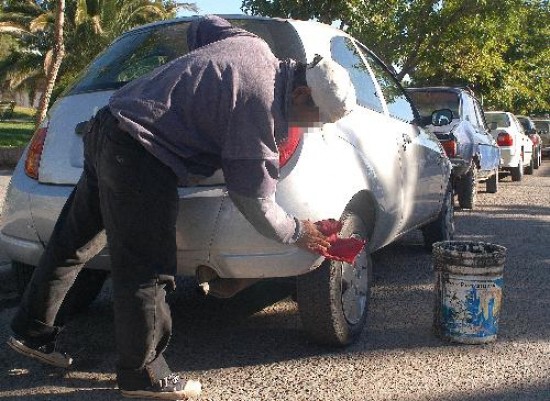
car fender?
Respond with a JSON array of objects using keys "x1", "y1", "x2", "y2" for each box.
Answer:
[
  {"x1": 277, "y1": 122, "x2": 396, "y2": 252},
  {"x1": 0, "y1": 152, "x2": 45, "y2": 266},
  {"x1": 207, "y1": 124, "x2": 389, "y2": 279}
]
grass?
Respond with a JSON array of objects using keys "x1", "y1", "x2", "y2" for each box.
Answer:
[{"x1": 0, "y1": 106, "x2": 36, "y2": 147}]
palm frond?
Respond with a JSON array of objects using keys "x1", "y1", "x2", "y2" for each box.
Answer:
[
  {"x1": 29, "y1": 13, "x2": 54, "y2": 33},
  {"x1": 74, "y1": 0, "x2": 89, "y2": 26},
  {"x1": 0, "y1": 22, "x2": 32, "y2": 37}
]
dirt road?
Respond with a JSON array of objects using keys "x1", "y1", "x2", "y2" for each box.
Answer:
[{"x1": 0, "y1": 164, "x2": 549, "y2": 401}]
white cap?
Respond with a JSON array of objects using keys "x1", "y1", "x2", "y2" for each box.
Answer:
[{"x1": 306, "y1": 57, "x2": 357, "y2": 123}]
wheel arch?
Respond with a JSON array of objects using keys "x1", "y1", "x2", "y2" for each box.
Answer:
[{"x1": 343, "y1": 190, "x2": 377, "y2": 243}]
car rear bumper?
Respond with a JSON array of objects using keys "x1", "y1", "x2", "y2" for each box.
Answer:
[
  {"x1": 497, "y1": 147, "x2": 521, "y2": 168},
  {"x1": 0, "y1": 164, "x2": 322, "y2": 279}
]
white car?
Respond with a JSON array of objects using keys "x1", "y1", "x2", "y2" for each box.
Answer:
[
  {"x1": 485, "y1": 111, "x2": 534, "y2": 181},
  {"x1": 0, "y1": 15, "x2": 452, "y2": 346}
]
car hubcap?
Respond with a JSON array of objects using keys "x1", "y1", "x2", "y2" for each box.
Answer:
[{"x1": 340, "y1": 237, "x2": 369, "y2": 325}]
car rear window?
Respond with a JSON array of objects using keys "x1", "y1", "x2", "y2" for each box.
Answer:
[
  {"x1": 485, "y1": 113, "x2": 510, "y2": 128},
  {"x1": 65, "y1": 18, "x2": 305, "y2": 95},
  {"x1": 407, "y1": 90, "x2": 460, "y2": 122},
  {"x1": 534, "y1": 121, "x2": 550, "y2": 131}
]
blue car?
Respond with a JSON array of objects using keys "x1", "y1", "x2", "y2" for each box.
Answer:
[{"x1": 406, "y1": 87, "x2": 501, "y2": 209}]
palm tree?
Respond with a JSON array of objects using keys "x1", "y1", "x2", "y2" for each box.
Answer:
[
  {"x1": 0, "y1": 1, "x2": 53, "y2": 108},
  {"x1": 0, "y1": 0, "x2": 199, "y2": 122},
  {"x1": 36, "y1": 0, "x2": 65, "y2": 125}
]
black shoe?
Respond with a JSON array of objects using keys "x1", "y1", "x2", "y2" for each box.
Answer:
[
  {"x1": 120, "y1": 373, "x2": 201, "y2": 400},
  {"x1": 7, "y1": 336, "x2": 73, "y2": 368}
]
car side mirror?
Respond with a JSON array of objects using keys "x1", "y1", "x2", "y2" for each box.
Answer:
[{"x1": 431, "y1": 109, "x2": 453, "y2": 126}]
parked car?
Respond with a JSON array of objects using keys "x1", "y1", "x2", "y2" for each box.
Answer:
[
  {"x1": 485, "y1": 111, "x2": 534, "y2": 181},
  {"x1": 0, "y1": 15, "x2": 453, "y2": 346},
  {"x1": 516, "y1": 115, "x2": 542, "y2": 168},
  {"x1": 406, "y1": 87, "x2": 500, "y2": 209},
  {"x1": 532, "y1": 117, "x2": 550, "y2": 158}
]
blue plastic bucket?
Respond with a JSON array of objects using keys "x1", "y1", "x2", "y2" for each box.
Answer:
[{"x1": 433, "y1": 241, "x2": 506, "y2": 344}]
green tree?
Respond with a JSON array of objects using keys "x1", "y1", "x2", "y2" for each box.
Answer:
[
  {"x1": 481, "y1": 1, "x2": 550, "y2": 114},
  {"x1": 0, "y1": 1, "x2": 198, "y2": 112},
  {"x1": 242, "y1": 0, "x2": 549, "y2": 114},
  {"x1": 0, "y1": 0, "x2": 52, "y2": 104}
]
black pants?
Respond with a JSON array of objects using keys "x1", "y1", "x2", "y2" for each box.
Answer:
[{"x1": 11, "y1": 107, "x2": 179, "y2": 390}]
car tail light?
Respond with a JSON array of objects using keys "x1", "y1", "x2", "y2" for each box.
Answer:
[
  {"x1": 497, "y1": 132, "x2": 514, "y2": 146},
  {"x1": 24, "y1": 124, "x2": 48, "y2": 179},
  {"x1": 278, "y1": 126, "x2": 302, "y2": 168},
  {"x1": 529, "y1": 135, "x2": 539, "y2": 145},
  {"x1": 441, "y1": 139, "x2": 457, "y2": 158}
]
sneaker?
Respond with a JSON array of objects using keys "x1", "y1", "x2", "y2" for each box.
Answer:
[
  {"x1": 121, "y1": 373, "x2": 202, "y2": 400},
  {"x1": 7, "y1": 336, "x2": 73, "y2": 368}
]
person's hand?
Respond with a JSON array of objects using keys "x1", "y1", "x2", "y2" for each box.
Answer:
[{"x1": 296, "y1": 220, "x2": 331, "y2": 254}]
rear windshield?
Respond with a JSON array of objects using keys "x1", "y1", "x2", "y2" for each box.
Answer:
[
  {"x1": 485, "y1": 113, "x2": 510, "y2": 128},
  {"x1": 534, "y1": 121, "x2": 550, "y2": 131},
  {"x1": 517, "y1": 117, "x2": 534, "y2": 131},
  {"x1": 66, "y1": 18, "x2": 304, "y2": 95},
  {"x1": 407, "y1": 90, "x2": 460, "y2": 121}
]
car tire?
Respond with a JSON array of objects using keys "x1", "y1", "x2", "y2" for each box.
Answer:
[
  {"x1": 457, "y1": 165, "x2": 477, "y2": 209},
  {"x1": 511, "y1": 160, "x2": 523, "y2": 181},
  {"x1": 296, "y1": 211, "x2": 371, "y2": 347},
  {"x1": 525, "y1": 155, "x2": 534, "y2": 175},
  {"x1": 486, "y1": 169, "x2": 498, "y2": 193},
  {"x1": 421, "y1": 182, "x2": 455, "y2": 251},
  {"x1": 13, "y1": 261, "x2": 109, "y2": 324}
]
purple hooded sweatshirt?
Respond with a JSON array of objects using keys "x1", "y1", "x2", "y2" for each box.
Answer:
[{"x1": 108, "y1": 16, "x2": 302, "y2": 244}]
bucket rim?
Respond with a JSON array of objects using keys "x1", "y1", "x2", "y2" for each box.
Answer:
[{"x1": 432, "y1": 240, "x2": 507, "y2": 256}]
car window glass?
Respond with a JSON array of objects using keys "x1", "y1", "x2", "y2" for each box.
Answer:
[
  {"x1": 357, "y1": 45, "x2": 415, "y2": 123},
  {"x1": 406, "y1": 90, "x2": 459, "y2": 124},
  {"x1": 473, "y1": 99, "x2": 488, "y2": 130},
  {"x1": 67, "y1": 23, "x2": 191, "y2": 94},
  {"x1": 66, "y1": 19, "x2": 305, "y2": 96},
  {"x1": 512, "y1": 115, "x2": 526, "y2": 134},
  {"x1": 330, "y1": 36, "x2": 384, "y2": 113},
  {"x1": 533, "y1": 121, "x2": 549, "y2": 132},
  {"x1": 461, "y1": 95, "x2": 477, "y2": 124},
  {"x1": 485, "y1": 113, "x2": 510, "y2": 128}
]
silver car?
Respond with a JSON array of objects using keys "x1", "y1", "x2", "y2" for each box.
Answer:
[{"x1": 0, "y1": 15, "x2": 453, "y2": 346}]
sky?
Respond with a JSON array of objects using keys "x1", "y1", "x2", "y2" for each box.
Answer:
[{"x1": 178, "y1": 0, "x2": 245, "y2": 16}]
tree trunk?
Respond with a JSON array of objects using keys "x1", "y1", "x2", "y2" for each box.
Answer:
[{"x1": 35, "y1": 0, "x2": 65, "y2": 128}]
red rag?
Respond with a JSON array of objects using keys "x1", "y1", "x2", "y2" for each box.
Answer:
[{"x1": 314, "y1": 219, "x2": 366, "y2": 264}]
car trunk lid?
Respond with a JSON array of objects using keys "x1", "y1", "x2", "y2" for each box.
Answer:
[{"x1": 36, "y1": 91, "x2": 114, "y2": 185}]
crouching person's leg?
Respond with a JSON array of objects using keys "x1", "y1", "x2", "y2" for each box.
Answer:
[
  {"x1": 98, "y1": 119, "x2": 200, "y2": 399},
  {"x1": 9, "y1": 169, "x2": 105, "y2": 368}
]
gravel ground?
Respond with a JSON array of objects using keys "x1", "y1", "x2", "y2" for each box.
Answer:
[{"x1": 0, "y1": 164, "x2": 549, "y2": 401}]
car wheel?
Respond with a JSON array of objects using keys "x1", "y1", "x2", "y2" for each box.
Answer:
[
  {"x1": 486, "y1": 169, "x2": 498, "y2": 193},
  {"x1": 13, "y1": 261, "x2": 109, "y2": 325},
  {"x1": 296, "y1": 211, "x2": 371, "y2": 346},
  {"x1": 525, "y1": 155, "x2": 534, "y2": 175},
  {"x1": 421, "y1": 182, "x2": 455, "y2": 251},
  {"x1": 511, "y1": 159, "x2": 523, "y2": 181},
  {"x1": 457, "y1": 165, "x2": 477, "y2": 209}
]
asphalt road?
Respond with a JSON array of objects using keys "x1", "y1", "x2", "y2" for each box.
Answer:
[{"x1": 0, "y1": 164, "x2": 549, "y2": 401}]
